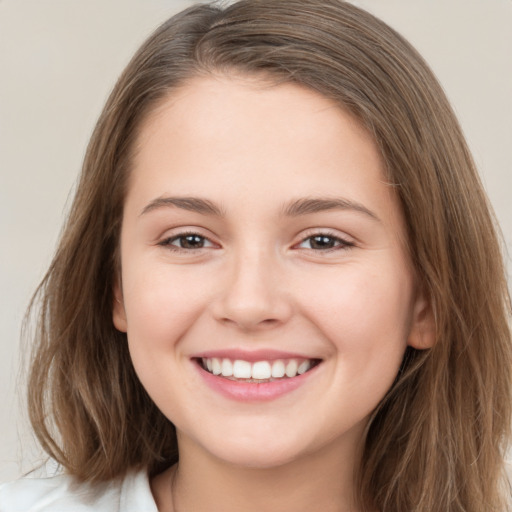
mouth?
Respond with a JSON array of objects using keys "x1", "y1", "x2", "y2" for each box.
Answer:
[{"x1": 195, "y1": 357, "x2": 322, "y2": 383}]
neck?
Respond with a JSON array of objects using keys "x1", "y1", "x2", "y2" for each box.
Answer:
[{"x1": 151, "y1": 430, "x2": 364, "y2": 512}]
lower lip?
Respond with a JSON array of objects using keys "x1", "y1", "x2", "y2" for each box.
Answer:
[{"x1": 195, "y1": 362, "x2": 320, "y2": 402}]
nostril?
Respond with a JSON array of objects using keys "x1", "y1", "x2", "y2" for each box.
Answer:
[
  {"x1": 218, "y1": 315, "x2": 281, "y2": 330},
  {"x1": 211, "y1": 276, "x2": 294, "y2": 329}
]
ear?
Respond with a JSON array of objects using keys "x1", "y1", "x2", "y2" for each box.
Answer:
[
  {"x1": 407, "y1": 288, "x2": 436, "y2": 350},
  {"x1": 112, "y1": 279, "x2": 127, "y2": 333}
]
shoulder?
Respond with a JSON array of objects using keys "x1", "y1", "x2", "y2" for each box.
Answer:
[{"x1": 0, "y1": 468, "x2": 158, "y2": 512}]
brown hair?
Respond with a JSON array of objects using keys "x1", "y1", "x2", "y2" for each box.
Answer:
[{"x1": 27, "y1": 1, "x2": 511, "y2": 510}]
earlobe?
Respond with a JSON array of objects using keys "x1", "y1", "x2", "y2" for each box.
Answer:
[
  {"x1": 407, "y1": 290, "x2": 436, "y2": 350},
  {"x1": 112, "y1": 282, "x2": 128, "y2": 333}
]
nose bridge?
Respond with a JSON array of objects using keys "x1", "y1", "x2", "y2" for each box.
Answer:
[{"x1": 215, "y1": 243, "x2": 291, "y2": 329}]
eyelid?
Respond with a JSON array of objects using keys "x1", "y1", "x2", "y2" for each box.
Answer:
[
  {"x1": 157, "y1": 228, "x2": 220, "y2": 251},
  {"x1": 155, "y1": 227, "x2": 355, "y2": 253},
  {"x1": 292, "y1": 229, "x2": 356, "y2": 252}
]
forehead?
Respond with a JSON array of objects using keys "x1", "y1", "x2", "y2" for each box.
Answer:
[
  {"x1": 127, "y1": 74, "x2": 402, "y2": 231},
  {"x1": 134, "y1": 73, "x2": 372, "y2": 161}
]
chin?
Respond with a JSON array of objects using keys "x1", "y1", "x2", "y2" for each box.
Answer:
[
  {"x1": 200, "y1": 428, "x2": 315, "y2": 470},
  {"x1": 216, "y1": 446, "x2": 301, "y2": 470}
]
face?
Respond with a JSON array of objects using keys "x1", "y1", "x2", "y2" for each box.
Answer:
[{"x1": 114, "y1": 75, "x2": 433, "y2": 469}]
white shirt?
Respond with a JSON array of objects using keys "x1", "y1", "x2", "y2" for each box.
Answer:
[{"x1": 0, "y1": 469, "x2": 158, "y2": 512}]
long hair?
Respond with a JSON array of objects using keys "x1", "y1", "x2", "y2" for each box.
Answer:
[{"x1": 27, "y1": 1, "x2": 511, "y2": 510}]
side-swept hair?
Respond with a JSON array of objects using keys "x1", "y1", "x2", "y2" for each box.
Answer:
[{"x1": 27, "y1": 1, "x2": 511, "y2": 510}]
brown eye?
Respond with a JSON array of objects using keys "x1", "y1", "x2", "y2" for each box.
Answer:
[
  {"x1": 176, "y1": 234, "x2": 206, "y2": 249},
  {"x1": 298, "y1": 234, "x2": 353, "y2": 251},
  {"x1": 309, "y1": 235, "x2": 337, "y2": 249},
  {"x1": 160, "y1": 233, "x2": 215, "y2": 250}
]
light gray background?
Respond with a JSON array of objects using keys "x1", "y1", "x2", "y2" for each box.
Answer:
[{"x1": 1, "y1": 0, "x2": 511, "y2": 480}]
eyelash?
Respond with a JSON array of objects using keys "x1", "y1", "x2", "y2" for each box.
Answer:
[
  {"x1": 158, "y1": 230, "x2": 354, "y2": 254},
  {"x1": 158, "y1": 231, "x2": 216, "y2": 252},
  {"x1": 296, "y1": 231, "x2": 355, "y2": 253}
]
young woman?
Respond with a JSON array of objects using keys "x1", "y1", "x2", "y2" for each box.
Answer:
[{"x1": 1, "y1": 1, "x2": 510, "y2": 511}]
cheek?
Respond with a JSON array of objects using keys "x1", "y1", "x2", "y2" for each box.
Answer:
[
  {"x1": 121, "y1": 262, "x2": 211, "y2": 358},
  {"x1": 298, "y1": 266, "x2": 413, "y2": 429},
  {"x1": 307, "y1": 261, "x2": 411, "y2": 319},
  {"x1": 298, "y1": 260, "x2": 413, "y2": 376},
  {"x1": 120, "y1": 264, "x2": 213, "y2": 419}
]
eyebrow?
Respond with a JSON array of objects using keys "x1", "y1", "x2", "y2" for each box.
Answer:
[
  {"x1": 282, "y1": 197, "x2": 380, "y2": 221},
  {"x1": 140, "y1": 196, "x2": 225, "y2": 217},
  {"x1": 140, "y1": 195, "x2": 379, "y2": 222}
]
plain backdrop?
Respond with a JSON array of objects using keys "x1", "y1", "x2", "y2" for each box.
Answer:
[{"x1": 1, "y1": 0, "x2": 511, "y2": 481}]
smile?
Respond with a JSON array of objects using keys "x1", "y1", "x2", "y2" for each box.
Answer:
[
  {"x1": 199, "y1": 357, "x2": 320, "y2": 382},
  {"x1": 193, "y1": 353, "x2": 322, "y2": 401}
]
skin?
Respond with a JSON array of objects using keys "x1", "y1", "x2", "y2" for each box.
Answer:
[{"x1": 113, "y1": 75, "x2": 434, "y2": 512}]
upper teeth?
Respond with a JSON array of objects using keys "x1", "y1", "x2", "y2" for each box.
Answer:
[{"x1": 202, "y1": 358, "x2": 314, "y2": 380}]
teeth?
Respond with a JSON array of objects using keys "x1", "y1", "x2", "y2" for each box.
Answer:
[
  {"x1": 233, "y1": 360, "x2": 252, "y2": 379},
  {"x1": 221, "y1": 359, "x2": 233, "y2": 377},
  {"x1": 252, "y1": 361, "x2": 271, "y2": 379},
  {"x1": 285, "y1": 359, "x2": 298, "y2": 378},
  {"x1": 201, "y1": 357, "x2": 317, "y2": 380},
  {"x1": 297, "y1": 360, "x2": 312, "y2": 375},
  {"x1": 271, "y1": 360, "x2": 285, "y2": 378},
  {"x1": 212, "y1": 358, "x2": 222, "y2": 375}
]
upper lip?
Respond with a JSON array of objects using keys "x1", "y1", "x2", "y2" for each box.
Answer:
[{"x1": 191, "y1": 349, "x2": 321, "y2": 362}]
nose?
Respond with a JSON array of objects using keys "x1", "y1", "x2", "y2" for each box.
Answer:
[{"x1": 212, "y1": 249, "x2": 293, "y2": 331}]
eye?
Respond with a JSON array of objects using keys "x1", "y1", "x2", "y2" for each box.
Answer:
[
  {"x1": 298, "y1": 233, "x2": 354, "y2": 251},
  {"x1": 159, "y1": 232, "x2": 216, "y2": 251}
]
